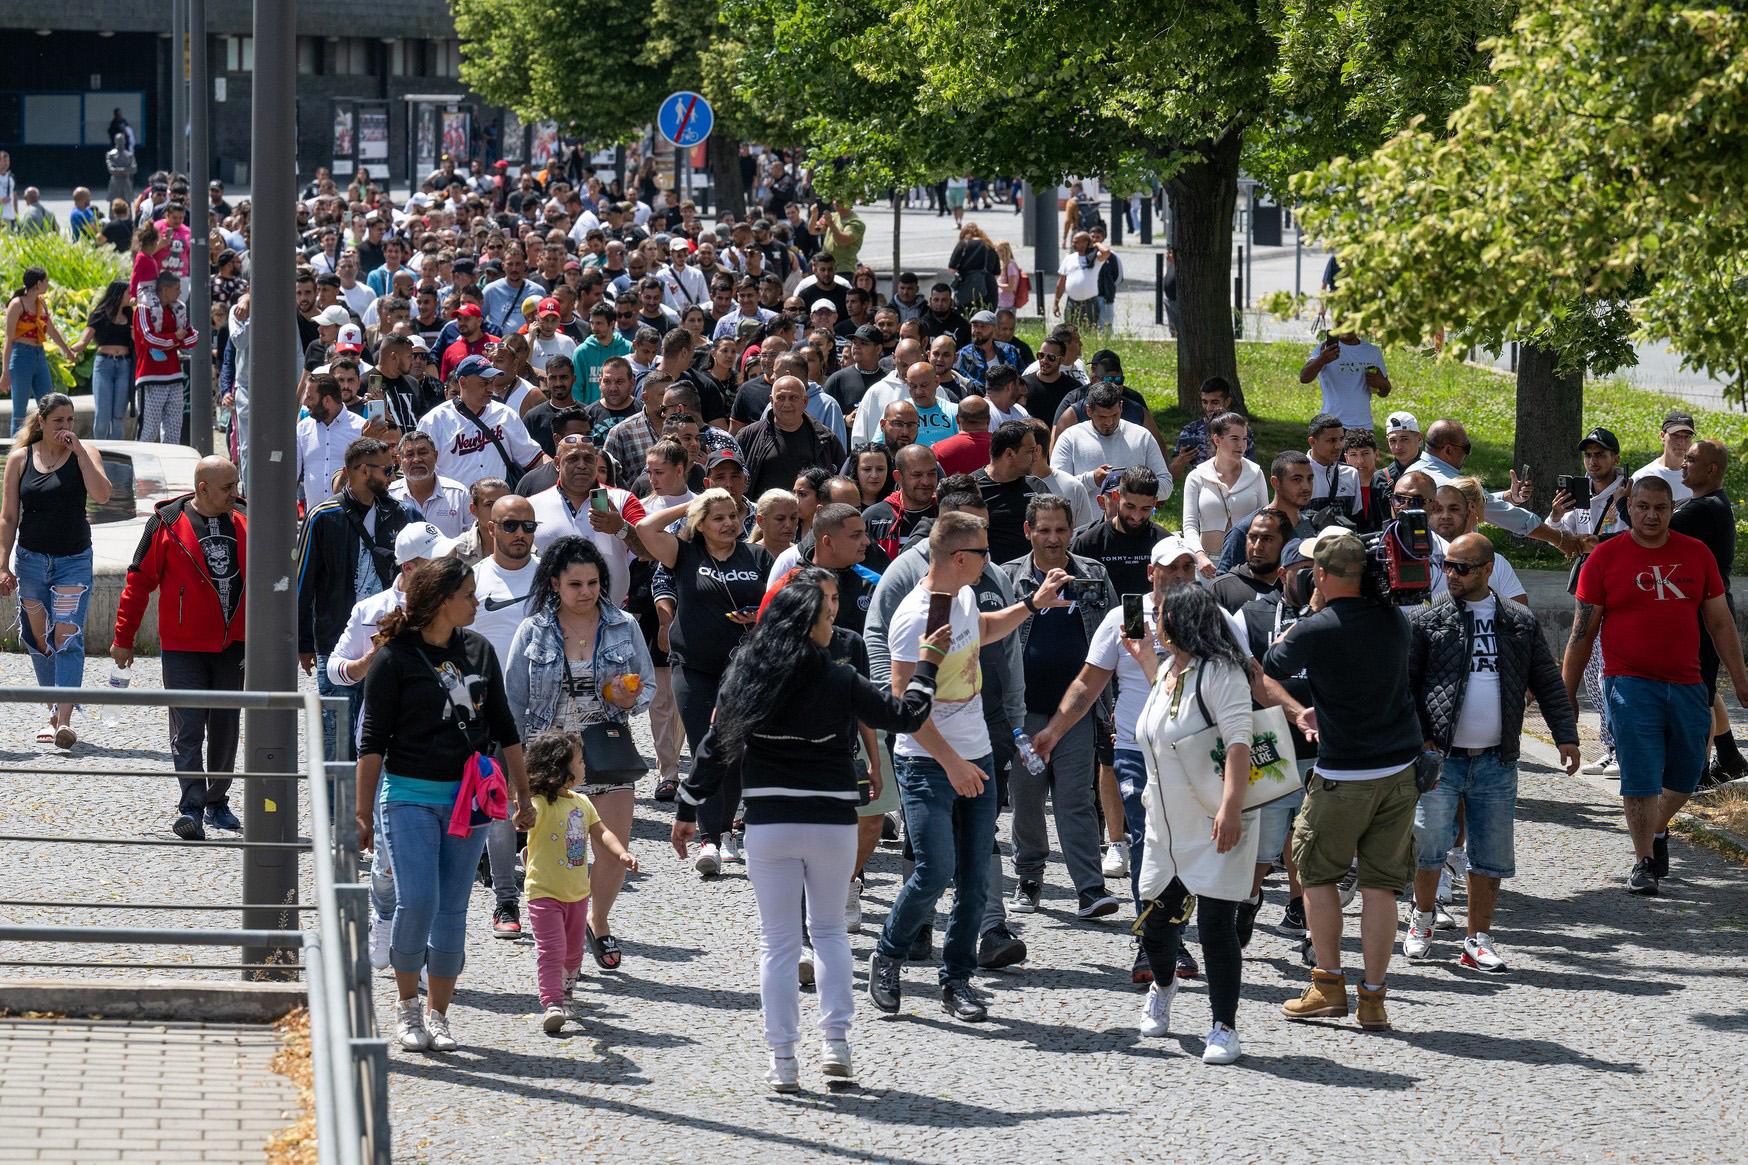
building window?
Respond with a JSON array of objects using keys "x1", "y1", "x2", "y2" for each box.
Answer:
[
  {"x1": 333, "y1": 38, "x2": 372, "y2": 76},
  {"x1": 296, "y1": 37, "x2": 318, "y2": 75},
  {"x1": 223, "y1": 36, "x2": 254, "y2": 73},
  {"x1": 387, "y1": 39, "x2": 408, "y2": 77},
  {"x1": 433, "y1": 39, "x2": 461, "y2": 78}
]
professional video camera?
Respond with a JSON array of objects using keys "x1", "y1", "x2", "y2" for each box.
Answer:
[{"x1": 1309, "y1": 506, "x2": 1434, "y2": 605}]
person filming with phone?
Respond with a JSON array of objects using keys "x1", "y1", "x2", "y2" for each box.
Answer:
[{"x1": 868, "y1": 511, "x2": 1071, "y2": 1025}]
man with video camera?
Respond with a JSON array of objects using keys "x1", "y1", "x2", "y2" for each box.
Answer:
[{"x1": 1264, "y1": 528, "x2": 1423, "y2": 1033}]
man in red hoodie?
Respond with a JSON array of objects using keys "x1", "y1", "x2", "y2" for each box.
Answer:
[
  {"x1": 861, "y1": 443, "x2": 940, "y2": 560},
  {"x1": 112, "y1": 457, "x2": 246, "y2": 841}
]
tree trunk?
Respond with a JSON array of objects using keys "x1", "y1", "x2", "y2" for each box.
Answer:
[
  {"x1": 1514, "y1": 342, "x2": 1584, "y2": 516},
  {"x1": 709, "y1": 135, "x2": 746, "y2": 219},
  {"x1": 1165, "y1": 130, "x2": 1243, "y2": 413}
]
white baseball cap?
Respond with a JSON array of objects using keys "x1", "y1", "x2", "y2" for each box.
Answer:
[
  {"x1": 394, "y1": 523, "x2": 454, "y2": 566},
  {"x1": 314, "y1": 305, "x2": 352, "y2": 327},
  {"x1": 334, "y1": 323, "x2": 364, "y2": 353},
  {"x1": 1386, "y1": 411, "x2": 1420, "y2": 435},
  {"x1": 1150, "y1": 536, "x2": 1198, "y2": 566}
]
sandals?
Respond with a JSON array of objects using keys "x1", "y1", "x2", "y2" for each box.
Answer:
[
  {"x1": 585, "y1": 924, "x2": 623, "y2": 970},
  {"x1": 654, "y1": 778, "x2": 679, "y2": 802}
]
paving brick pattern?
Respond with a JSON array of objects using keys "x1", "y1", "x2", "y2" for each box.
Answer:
[{"x1": 1, "y1": 656, "x2": 1745, "y2": 1162}]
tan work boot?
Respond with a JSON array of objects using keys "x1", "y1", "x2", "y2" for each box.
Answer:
[
  {"x1": 1356, "y1": 983, "x2": 1391, "y2": 1031},
  {"x1": 1281, "y1": 969, "x2": 1349, "y2": 1020}
]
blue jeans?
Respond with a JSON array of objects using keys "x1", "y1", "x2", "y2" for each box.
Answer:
[
  {"x1": 1605, "y1": 675, "x2": 1710, "y2": 798},
  {"x1": 14, "y1": 546, "x2": 92, "y2": 692},
  {"x1": 315, "y1": 653, "x2": 363, "y2": 763},
  {"x1": 380, "y1": 800, "x2": 489, "y2": 978},
  {"x1": 1415, "y1": 749, "x2": 1518, "y2": 879},
  {"x1": 1113, "y1": 748, "x2": 1149, "y2": 907},
  {"x1": 91, "y1": 353, "x2": 132, "y2": 440},
  {"x1": 877, "y1": 753, "x2": 997, "y2": 985},
  {"x1": 7, "y1": 343, "x2": 53, "y2": 435}
]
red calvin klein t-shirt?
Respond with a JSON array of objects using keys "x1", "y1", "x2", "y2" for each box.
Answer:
[{"x1": 1575, "y1": 529, "x2": 1723, "y2": 685}]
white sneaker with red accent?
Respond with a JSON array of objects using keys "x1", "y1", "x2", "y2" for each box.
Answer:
[
  {"x1": 1403, "y1": 911, "x2": 1435, "y2": 960},
  {"x1": 1460, "y1": 931, "x2": 1508, "y2": 973}
]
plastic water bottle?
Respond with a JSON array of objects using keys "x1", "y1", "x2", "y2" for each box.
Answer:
[
  {"x1": 1013, "y1": 728, "x2": 1046, "y2": 776},
  {"x1": 103, "y1": 660, "x2": 131, "y2": 727}
]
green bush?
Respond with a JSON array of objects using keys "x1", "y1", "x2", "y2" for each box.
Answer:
[{"x1": 0, "y1": 232, "x2": 127, "y2": 393}]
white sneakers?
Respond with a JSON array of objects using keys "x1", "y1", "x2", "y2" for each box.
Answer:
[
  {"x1": 722, "y1": 832, "x2": 744, "y2": 864},
  {"x1": 766, "y1": 1054, "x2": 799, "y2": 1093},
  {"x1": 1404, "y1": 911, "x2": 1436, "y2": 960},
  {"x1": 369, "y1": 912, "x2": 392, "y2": 971},
  {"x1": 424, "y1": 1009, "x2": 458, "y2": 1052},
  {"x1": 1582, "y1": 752, "x2": 1620, "y2": 776},
  {"x1": 395, "y1": 998, "x2": 429, "y2": 1051},
  {"x1": 821, "y1": 1038, "x2": 852, "y2": 1079},
  {"x1": 1101, "y1": 843, "x2": 1129, "y2": 879},
  {"x1": 694, "y1": 842, "x2": 721, "y2": 877},
  {"x1": 846, "y1": 878, "x2": 864, "y2": 934},
  {"x1": 798, "y1": 947, "x2": 816, "y2": 987},
  {"x1": 1202, "y1": 1023, "x2": 1242, "y2": 1065},
  {"x1": 1138, "y1": 979, "x2": 1176, "y2": 1037},
  {"x1": 542, "y1": 1004, "x2": 567, "y2": 1034},
  {"x1": 1461, "y1": 932, "x2": 1509, "y2": 973}
]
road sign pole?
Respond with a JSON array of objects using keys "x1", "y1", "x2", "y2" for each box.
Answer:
[{"x1": 188, "y1": 0, "x2": 213, "y2": 454}]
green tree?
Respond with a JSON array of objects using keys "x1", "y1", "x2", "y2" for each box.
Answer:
[
  {"x1": 729, "y1": 0, "x2": 1508, "y2": 408},
  {"x1": 1295, "y1": 0, "x2": 1746, "y2": 503}
]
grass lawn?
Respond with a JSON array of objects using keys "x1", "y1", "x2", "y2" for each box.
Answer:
[{"x1": 1016, "y1": 334, "x2": 1748, "y2": 572}]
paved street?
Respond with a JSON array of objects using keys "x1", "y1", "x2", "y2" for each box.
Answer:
[{"x1": 1, "y1": 654, "x2": 1744, "y2": 1163}]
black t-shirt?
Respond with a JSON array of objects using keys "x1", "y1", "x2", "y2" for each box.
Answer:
[
  {"x1": 1671, "y1": 489, "x2": 1735, "y2": 587},
  {"x1": 358, "y1": 628, "x2": 521, "y2": 780},
  {"x1": 824, "y1": 365, "x2": 886, "y2": 414},
  {"x1": 863, "y1": 498, "x2": 934, "y2": 558},
  {"x1": 1022, "y1": 373, "x2": 1075, "y2": 426},
  {"x1": 1209, "y1": 566, "x2": 1280, "y2": 614},
  {"x1": 667, "y1": 537, "x2": 774, "y2": 674},
  {"x1": 520, "y1": 400, "x2": 563, "y2": 457},
  {"x1": 368, "y1": 371, "x2": 439, "y2": 432},
  {"x1": 195, "y1": 510, "x2": 243, "y2": 626},
  {"x1": 584, "y1": 399, "x2": 640, "y2": 446},
  {"x1": 750, "y1": 421, "x2": 822, "y2": 500},
  {"x1": 1263, "y1": 597, "x2": 1419, "y2": 772},
  {"x1": 635, "y1": 308, "x2": 677, "y2": 338},
  {"x1": 732, "y1": 378, "x2": 774, "y2": 427},
  {"x1": 1020, "y1": 574, "x2": 1088, "y2": 714},
  {"x1": 515, "y1": 462, "x2": 560, "y2": 498},
  {"x1": 972, "y1": 469, "x2": 1045, "y2": 565},
  {"x1": 355, "y1": 240, "x2": 385, "y2": 274},
  {"x1": 681, "y1": 368, "x2": 732, "y2": 424},
  {"x1": 1070, "y1": 517, "x2": 1163, "y2": 599},
  {"x1": 919, "y1": 309, "x2": 970, "y2": 348}
]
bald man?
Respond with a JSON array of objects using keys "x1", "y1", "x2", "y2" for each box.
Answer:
[
  {"x1": 931, "y1": 393, "x2": 993, "y2": 476},
  {"x1": 850, "y1": 337, "x2": 926, "y2": 445},
  {"x1": 113, "y1": 455, "x2": 248, "y2": 840}
]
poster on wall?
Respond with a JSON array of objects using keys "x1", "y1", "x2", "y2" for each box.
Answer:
[
  {"x1": 358, "y1": 107, "x2": 389, "y2": 168},
  {"x1": 415, "y1": 104, "x2": 438, "y2": 176},
  {"x1": 440, "y1": 111, "x2": 470, "y2": 162},
  {"x1": 530, "y1": 121, "x2": 560, "y2": 168},
  {"x1": 332, "y1": 104, "x2": 355, "y2": 176},
  {"x1": 501, "y1": 110, "x2": 523, "y2": 164}
]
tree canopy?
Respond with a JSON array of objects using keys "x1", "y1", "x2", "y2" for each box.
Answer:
[{"x1": 1295, "y1": 0, "x2": 1748, "y2": 392}]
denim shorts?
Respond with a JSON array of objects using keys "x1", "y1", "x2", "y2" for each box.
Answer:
[
  {"x1": 1414, "y1": 749, "x2": 1518, "y2": 879},
  {"x1": 1256, "y1": 760, "x2": 1312, "y2": 866},
  {"x1": 1605, "y1": 675, "x2": 1711, "y2": 798}
]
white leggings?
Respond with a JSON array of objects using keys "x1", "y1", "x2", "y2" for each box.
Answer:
[
  {"x1": 139, "y1": 380, "x2": 184, "y2": 445},
  {"x1": 744, "y1": 821, "x2": 857, "y2": 1054}
]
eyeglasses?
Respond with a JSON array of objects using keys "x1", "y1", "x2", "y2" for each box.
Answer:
[
  {"x1": 1440, "y1": 559, "x2": 1485, "y2": 576},
  {"x1": 953, "y1": 546, "x2": 992, "y2": 559},
  {"x1": 496, "y1": 519, "x2": 540, "y2": 534},
  {"x1": 1391, "y1": 492, "x2": 1430, "y2": 507}
]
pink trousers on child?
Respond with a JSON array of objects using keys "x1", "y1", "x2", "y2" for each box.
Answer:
[{"x1": 527, "y1": 896, "x2": 588, "y2": 1006}]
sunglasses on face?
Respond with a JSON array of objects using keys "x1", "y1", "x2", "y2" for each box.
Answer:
[
  {"x1": 1440, "y1": 559, "x2": 1486, "y2": 576},
  {"x1": 1392, "y1": 492, "x2": 1430, "y2": 507},
  {"x1": 953, "y1": 546, "x2": 992, "y2": 559},
  {"x1": 496, "y1": 519, "x2": 540, "y2": 534}
]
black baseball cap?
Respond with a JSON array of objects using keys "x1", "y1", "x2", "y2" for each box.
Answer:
[
  {"x1": 1662, "y1": 409, "x2": 1696, "y2": 435},
  {"x1": 1577, "y1": 427, "x2": 1620, "y2": 454},
  {"x1": 852, "y1": 324, "x2": 883, "y2": 345}
]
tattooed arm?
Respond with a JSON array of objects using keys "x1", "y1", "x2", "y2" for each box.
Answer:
[{"x1": 1561, "y1": 599, "x2": 1601, "y2": 712}]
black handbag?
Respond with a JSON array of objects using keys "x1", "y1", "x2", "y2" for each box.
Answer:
[{"x1": 579, "y1": 720, "x2": 645, "y2": 774}]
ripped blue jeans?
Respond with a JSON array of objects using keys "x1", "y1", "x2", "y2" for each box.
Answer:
[{"x1": 14, "y1": 546, "x2": 92, "y2": 692}]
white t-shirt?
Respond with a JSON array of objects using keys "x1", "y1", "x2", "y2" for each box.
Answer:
[
  {"x1": 1086, "y1": 594, "x2": 1249, "y2": 751},
  {"x1": 417, "y1": 398, "x2": 543, "y2": 487},
  {"x1": 472, "y1": 555, "x2": 542, "y2": 668},
  {"x1": 1049, "y1": 420, "x2": 1172, "y2": 498},
  {"x1": 1450, "y1": 596, "x2": 1503, "y2": 749},
  {"x1": 889, "y1": 583, "x2": 988, "y2": 760},
  {"x1": 1309, "y1": 339, "x2": 1386, "y2": 431},
  {"x1": 527, "y1": 485, "x2": 645, "y2": 607},
  {"x1": 325, "y1": 582, "x2": 406, "y2": 687},
  {"x1": 388, "y1": 476, "x2": 471, "y2": 539},
  {"x1": 1631, "y1": 460, "x2": 1692, "y2": 505},
  {"x1": 1059, "y1": 252, "x2": 1104, "y2": 302},
  {"x1": 530, "y1": 332, "x2": 577, "y2": 370},
  {"x1": 339, "y1": 282, "x2": 376, "y2": 320}
]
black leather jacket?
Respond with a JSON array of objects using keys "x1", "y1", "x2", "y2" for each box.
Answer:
[{"x1": 1408, "y1": 593, "x2": 1578, "y2": 763}]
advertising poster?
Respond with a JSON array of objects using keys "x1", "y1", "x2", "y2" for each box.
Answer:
[
  {"x1": 531, "y1": 121, "x2": 560, "y2": 167},
  {"x1": 416, "y1": 105, "x2": 438, "y2": 174},
  {"x1": 441, "y1": 111, "x2": 470, "y2": 161},
  {"x1": 332, "y1": 105, "x2": 355, "y2": 175},
  {"x1": 359, "y1": 108, "x2": 389, "y2": 165}
]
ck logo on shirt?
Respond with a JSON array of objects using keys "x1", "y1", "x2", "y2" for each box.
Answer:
[{"x1": 1635, "y1": 564, "x2": 1689, "y2": 600}]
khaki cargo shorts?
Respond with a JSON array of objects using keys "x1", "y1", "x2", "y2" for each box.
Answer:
[{"x1": 1290, "y1": 763, "x2": 1417, "y2": 891}]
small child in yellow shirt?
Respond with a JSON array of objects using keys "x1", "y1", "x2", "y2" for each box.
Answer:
[{"x1": 523, "y1": 730, "x2": 637, "y2": 1033}]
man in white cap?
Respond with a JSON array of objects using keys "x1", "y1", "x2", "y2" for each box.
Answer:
[
  {"x1": 659, "y1": 238, "x2": 709, "y2": 312},
  {"x1": 1384, "y1": 412, "x2": 1422, "y2": 486}
]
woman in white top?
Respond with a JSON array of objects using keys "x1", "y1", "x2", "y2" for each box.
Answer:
[
  {"x1": 1181, "y1": 412, "x2": 1267, "y2": 577},
  {"x1": 1130, "y1": 585, "x2": 1259, "y2": 1064}
]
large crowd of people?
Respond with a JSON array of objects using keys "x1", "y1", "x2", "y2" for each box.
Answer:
[{"x1": 9, "y1": 149, "x2": 1743, "y2": 1090}]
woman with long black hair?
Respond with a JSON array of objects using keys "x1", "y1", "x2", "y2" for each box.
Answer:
[
  {"x1": 504, "y1": 536, "x2": 654, "y2": 970},
  {"x1": 1130, "y1": 584, "x2": 1259, "y2": 1065},
  {"x1": 636, "y1": 487, "x2": 773, "y2": 875},
  {"x1": 670, "y1": 567, "x2": 946, "y2": 1092},
  {"x1": 74, "y1": 280, "x2": 133, "y2": 440},
  {"x1": 356, "y1": 556, "x2": 535, "y2": 1055}
]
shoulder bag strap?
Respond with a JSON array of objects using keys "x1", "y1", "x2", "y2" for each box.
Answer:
[{"x1": 455, "y1": 399, "x2": 522, "y2": 478}]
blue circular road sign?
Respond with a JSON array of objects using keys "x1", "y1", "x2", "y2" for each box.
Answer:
[{"x1": 658, "y1": 91, "x2": 714, "y2": 148}]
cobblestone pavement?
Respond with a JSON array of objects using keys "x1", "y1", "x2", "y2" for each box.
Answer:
[
  {"x1": 0, "y1": 1018, "x2": 298, "y2": 1163},
  {"x1": 2, "y1": 655, "x2": 1745, "y2": 1163}
]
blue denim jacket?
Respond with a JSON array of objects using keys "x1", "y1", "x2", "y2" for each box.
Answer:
[{"x1": 503, "y1": 602, "x2": 655, "y2": 737}]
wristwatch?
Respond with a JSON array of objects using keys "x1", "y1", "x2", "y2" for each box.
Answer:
[
  {"x1": 613, "y1": 524, "x2": 630, "y2": 541},
  {"x1": 1021, "y1": 592, "x2": 1039, "y2": 614}
]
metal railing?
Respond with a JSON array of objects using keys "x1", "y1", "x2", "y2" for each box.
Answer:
[{"x1": 0, "y1": 686, "x2": 388, "y2": 1164}]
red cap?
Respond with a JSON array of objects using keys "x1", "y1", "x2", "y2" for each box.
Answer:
[
  {"x1": 456, "y1": 303, "x2": 483, "y2": 319},
  {"x1": 493, "y1": 159, "x2": 509, "y2": 169},
  {"x1": 537, "y1": 297, "x2": 562, "y2": 317}
]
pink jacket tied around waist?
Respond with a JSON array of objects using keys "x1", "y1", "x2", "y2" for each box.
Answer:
[{"x1": 448, "y1": 753, "x2": 509, "y2": 838}]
